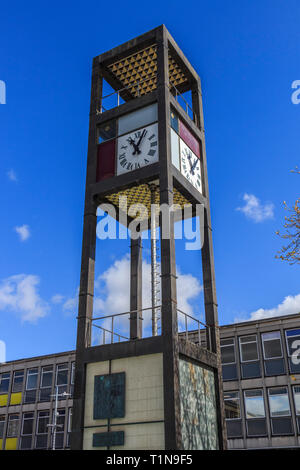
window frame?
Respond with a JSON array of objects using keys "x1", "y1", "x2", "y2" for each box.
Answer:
[
  {"x1": 224, "y1": 391, "x2": 241, "y2": 421},
  {"x1": 285, "y1": 329, "x2": 300, "y2": 357},
  {"x1": 239, "y1": 335, "x2": 259, "y2": 363},
  {"x1": 40, "y1": 366, "x2": 53, "y2": 389},
  {"x1": 261, "y1": 331, "x2": 283, "y2": 360},
  {"x1": 12, "y1": 370, "x2": 24, "y2": 393},
  {"x1": 293, "y1": 386, "x2": 300, "y2": 416},
  {"x1": 268, "y1": 387, "x2": 291, "y2": 418},
  {"x1": 220, "y1": 338, "x2": 236, "y2": 365},
  {"x1": 244, "y1": 389, "x2": 266, "y2": 419},
  {"x1": 0, "y1": 372, "x2": 10, "y2": 394},
  {"x1": 6, "y1": 414, "x2": 20, "y2": 438},
  {"x1": 26, "y1": 368, "x2": 39, "y2": 391},
  {"x1": 21, "y1": 412, "x2": 34, "y2": 436}
]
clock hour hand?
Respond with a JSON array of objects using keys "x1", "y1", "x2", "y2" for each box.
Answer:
[
  {"x1": 127, "y1": 137, "x2": 141, "y2": 155},
  {"x1": 133, "y1": 129, "x2": 147, "y2": 155},
  {"x1": 187, "y1": 153, "x2": 194, "y2": 175},
  {"x1": 191, "y1": 158, "x2": 198, "y2": 173}
]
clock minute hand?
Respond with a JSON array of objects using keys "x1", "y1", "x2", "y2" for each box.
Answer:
[{"x1": 191, "y1": 158, "x2": 198, "y2": 172}]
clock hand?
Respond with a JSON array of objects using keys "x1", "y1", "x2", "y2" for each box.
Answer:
[
  {"x1": 133, "y1": 129, "x2": 147, "y2": 155},
  {"x1": 191, "y1": 158, "x2": 198, "y2": 172},
  {"x1": 127, "y1": 137, "x2": 140, "y2": 155}
]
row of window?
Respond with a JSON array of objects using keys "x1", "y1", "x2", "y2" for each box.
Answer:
[
  {"x1": 0, "y1": 363, "x2": 75, "y2": 405},
  {"x1": 0, "y1": 408, "x2": 72, "y2": 449},
  {"x1": 221, "y1": 328, "x2": 300, "y2": 380},
  {"x1": 224, "y1": 386, "x2": 300, "y2": 438}
]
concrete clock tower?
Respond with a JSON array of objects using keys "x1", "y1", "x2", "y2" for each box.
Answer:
[{"x1": 71, "y1": 25, "x2": 226, "y2": 450}]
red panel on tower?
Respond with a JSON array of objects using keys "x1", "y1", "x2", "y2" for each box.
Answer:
[
  {"x1": 96, "y1": 140, "x2": 116, "y2": 181},
  {"x1": 179, "y1": 120, "x2": 200, "y2": 158}
]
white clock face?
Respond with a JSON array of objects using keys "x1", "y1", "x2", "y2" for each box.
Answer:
[
  {"x1": 117, "y1": 123, "x2": 159, "y2": 175},
  {"x1": 180, "y1": 140, "x2": 202, "y2": 193}
]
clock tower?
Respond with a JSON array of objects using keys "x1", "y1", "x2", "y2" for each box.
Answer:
[{"x1": 71, "y1": 25, "x2": 226, "y2": 450}]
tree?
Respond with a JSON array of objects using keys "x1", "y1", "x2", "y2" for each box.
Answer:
[{"x1": 276, "y1": 168, "x2": 300, "y2": 265}]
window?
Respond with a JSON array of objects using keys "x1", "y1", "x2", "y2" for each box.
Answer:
[
  {"x1": 51, "y1": 409, "x2": 65, "y2": 449},
  {"x1": 98, "y1": 120, "x2": 117, "y2": 143},
  {"x1": 293, "y1": 386, "x2": 300, "y2": 415},
  {"x1": 221, "y1": 338, "x2": 236, "y2": 364},
  {"x1": 224, "y1": 391, "x2": 240, "y2": 419},
  {"x1": 12, "y1": 371, "x2": 24, "y2": 393},
  {"x1": 268, "y1": 387, "x2": 294, "y2": 435},
  {"x1": 67, "y1": 408, "x2": 72, "y2": 447},
  {"x1": 20, "y1": 412, "x2": 34, "y2": 449},
  {"x1": 70, "y1": 362, "x2": 75, "y2": 398},
  {"x1": 0, "y1": 373, "x2": 10, "y2": 393},
  {"x1": 56, "y1": 363, "x2": 69, "y2": 397},
  {"x1": 221, "y1": 338, "x2": 238, "y2": 381},
  {"x1": 268, "y1": 388, "x2": 291, "y2": 417},
  {"x1": 239, "y1": 335, "x2": 259, "y2": 362},
  {"x1": 262, "y1": 332, "x2": 282, "y2": 359},
  {"x1": 41, "y1": 366, "x2": 53, "y2": 388},
  {"x1": 39, "y1": 366, "x2": 53, "y2": 402},
  {"x1": 293, "y1": 386, "x2": 300, "y2": 434},
  {"x1": 0, "y1": 416, "x2": 5, "y2": 439},
  {"x1": 244, "y1": 390, "x2": 265, "y2": 419},
  {"x1": 36, "y1": 411, "x2": 49, "y2": 449},
  {"x1": 24, "y1": 368, "x2": 38, "y2": 403},
  {"x1": 7, "y1": 414, "x2": 19, "y2": 437},
  {"x1": 21, "y1": 412, "x2": 34, "y2": 435},
  {"x1": 26, "y1": 368, "x2": 38, "y2": 390}
]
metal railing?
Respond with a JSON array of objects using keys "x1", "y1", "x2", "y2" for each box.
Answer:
[
  {"x1": 177, "y1": 307, "x2": 212, "y2": 350},
  {"x1": 91, "y1": 305, "x2": 161, "y2": 346},
  {"x1": 89, "y1": 304, "x2": 214, "y2": 350},
  {"x1": 97, "y1": 75, "x2": 157, "y2": 114},
  {"x1": 169, "y1": 82, "x2": 196, "y2": 124}
]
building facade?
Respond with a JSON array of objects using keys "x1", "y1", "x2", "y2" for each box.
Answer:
[
  {"x1": 1, "y1": 313, "x2": 299, "y2": 450},
  {"x1": 221, "y1": 313, "x2": 300, "y2": 449},
  {"x1": 0, "y1": 351, "x2": 74, "y2": 450}
]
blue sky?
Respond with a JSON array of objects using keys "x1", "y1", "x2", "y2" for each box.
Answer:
[{"x1": 1, "y1": 0, "x2": 300, "y2": 361}]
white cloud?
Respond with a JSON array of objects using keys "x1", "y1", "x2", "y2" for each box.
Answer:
[
  {"x1": 51, "y1": 294, "x2": 64, "y2": 304},
  {"x1": 7, "y1": 169, "x2": 17, "y2": 182},
  {"x1": 15, "y1": 225, "x2": 30, "y2": 241},
  {"x1": 236, "y1": 193, "x2": 274, "y2": 223},
  {"x1": 235, "y1": 293, "x2": 300, "y2": 323},
  {"x1": 0, "y1": 274, "x2": 49, "y2": 322},
  {"x1": 63, "y1": 288, "x2": 79, "y2": 313}
]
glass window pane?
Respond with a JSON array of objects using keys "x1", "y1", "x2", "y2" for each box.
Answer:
[
  {"x1": 0, "y1": 373, "x2": 10, "y2": 393},
  {"x1": 293, "y1": 386, "x2": 300, "y2": 415},
  {"x1": 268, "y1": 388, "x2": 291, "y2": 417},
  {"x1": 22, "y1": 413, "x2": 34, "y2": 435},
  {"x1": 0, "y1": 416, "x2": 5, "y2": 438},
  {"x1": 262, "y1": 332, "x2": 282, "y2": 359},
  {"x1": 7, "y1": 414, "x2": 19, "y2": 437},
  {"x1": 98, "y1": 120, "x2": 116, "y2": 143},
  {"x1": 41, "y1": 367, "x2": 53, "y2": 388},
  {"x1": 221, "y1": 345, "x2": 235, "y2": 364},
  {"x1": 244, "y1": 390, "x2": 265, "y2": 418},
  {"x1": 37, "y1": 411, "x2": 49, "y2": 434},
  {"x1": 26, "y1": 369, "x2": 38, "y2": 390},
  {"x1": 224, "y1": 392, "x2": 240, "y2": 419},
  {"x1": 240, "y1": 340, "x2": 259, "y2": 362},
  {"x1": 56, "y1": 364, "x2": 68, "y2": 386},
  {"x1": 12, "y1": 371, "x2": 24, "y2": 392}
]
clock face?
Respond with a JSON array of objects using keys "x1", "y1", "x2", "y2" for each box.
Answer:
[
  {"x1": 117, "y1": 123, "x2": 159, "y2": 175},
  {"x1": 180, "y1": 141, "x2": 202, "y2": 193}
]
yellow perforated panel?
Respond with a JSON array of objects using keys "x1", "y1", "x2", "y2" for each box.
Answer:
[
  {"x1": 104, "y1": 184, "x2": 191, "y2": 223},
  {"x1": 107, "y1": 45, "x2": 188, "y2": 97},
  {"x1": 10, "y1": 392, "x2": 22, "y2": 405}
]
